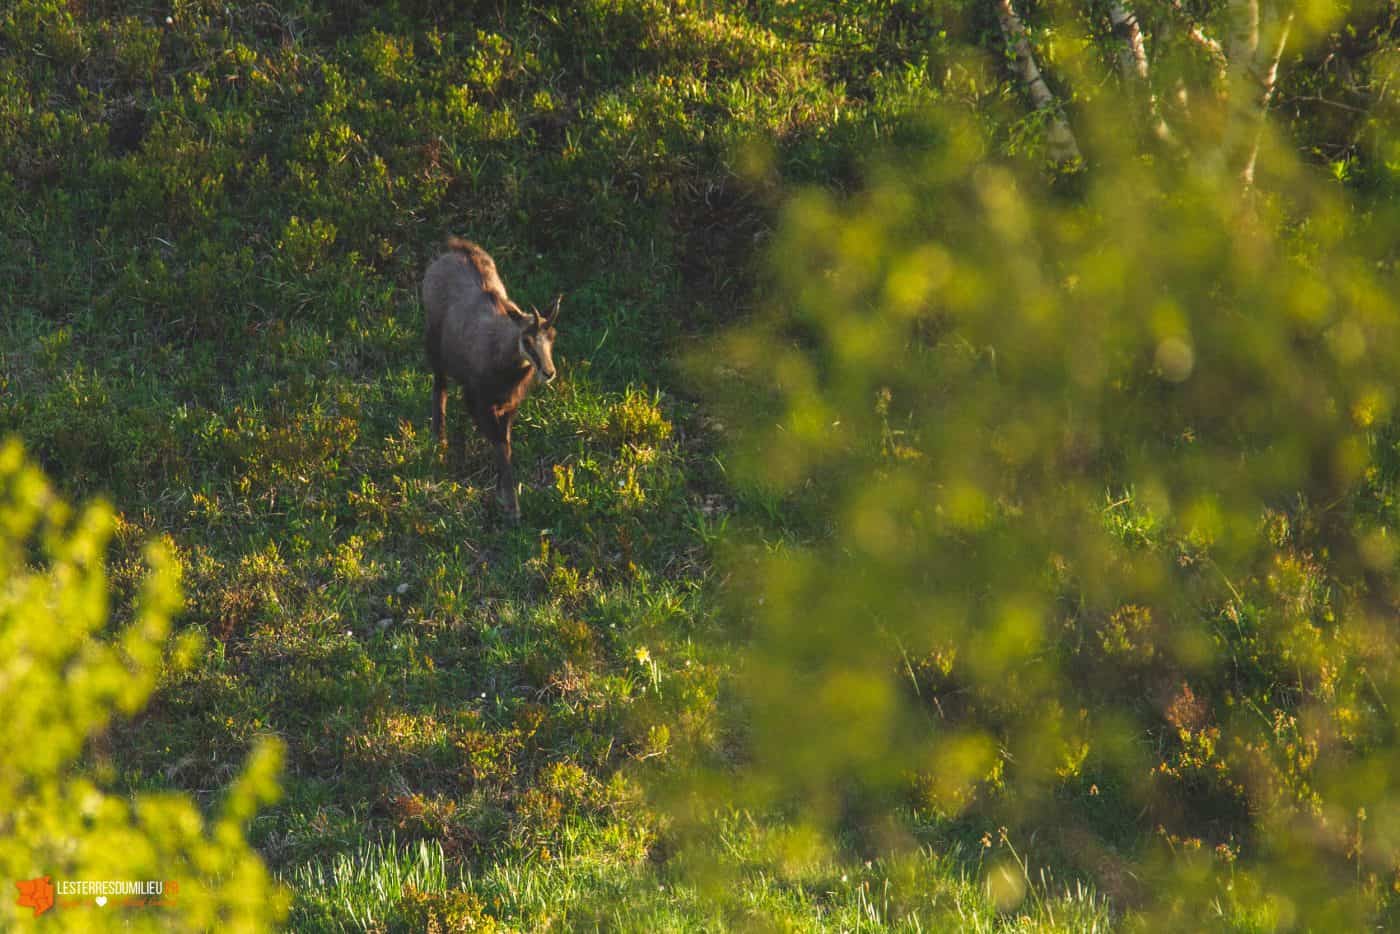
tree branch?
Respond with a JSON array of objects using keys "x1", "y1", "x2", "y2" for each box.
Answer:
[
  {"x1": 1165, "y1": 0, "x2": 1227, "y2": 70},
  {"x1": 1186, "y1": 24, "x2": 1226, "y2": 65}
]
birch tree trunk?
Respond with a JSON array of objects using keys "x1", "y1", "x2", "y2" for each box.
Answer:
[
  {"x1": 1227, "y1": 0, "x2": 1261, "y2": 67},
  {"x1": 1223, "y1": 0, "x2": 1262, "y2": 167},
  {"x1": 1220, "y1": 0, "x2": 1295, "y2": 189},
  {"x1": 984, "y1": 0, "x2": 1295, "y2": 186},
  {"x1": 1239, "y1": 12, "x2": 1295, "y2": 188},
  {"x1": 1107, "y1": 0, "x2": 1150, "y2": 83},
  {"x1": 1106, "y1": 0, "x2": 1173, "y2": 142},
  {"x1": 993, "y1": 0, "x2": 1082, "y2": 165}
]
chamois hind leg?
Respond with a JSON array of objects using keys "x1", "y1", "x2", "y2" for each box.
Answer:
[
  {"x1": 458, "y1": 384, "x2": 483, "y2": 466},
  {"x1": 431, "y1": 373, "x2": 448, "y2": 446}
]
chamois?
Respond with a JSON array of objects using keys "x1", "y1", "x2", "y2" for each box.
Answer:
[{"x1": 423, "y1": 237, "x2": 560, "y2": 520}]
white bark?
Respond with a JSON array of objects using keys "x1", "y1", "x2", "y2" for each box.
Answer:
[
  {"x1": 993, "y1": 0, "x2": 1082, "y2": 164},
  {"x1": 1106, "y1": 0, "x2": 1150, "y2": 83},
  {"x1": 1227, "y1": 0, "x2": 1260, "y2": 69},
  {"x1": 1166, "y1": 0, "x2": 1227, "y2": 81},
  {"x1": 1223, "y1": 0, "x2": 1263, "y2": 181},
  {"x1": 1239, "y1": 12, "x2": 1295, "y2": 188},
  {"x1": 1186, "y1": 24, "x2": 1226, "y2": 66},
  {"x1": 1106, "y1": 0, "x2": 1173, "y2": 142}
]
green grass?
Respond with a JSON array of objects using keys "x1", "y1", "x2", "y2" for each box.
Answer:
[
  {"x1": 290, "y1": 835, "x2": 458, "y2": 932},
  {"x1": 285, "y1": 824, "x2": 1113, "y2": 931}
]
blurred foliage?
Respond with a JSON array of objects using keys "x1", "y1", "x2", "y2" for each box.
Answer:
[
  {"x1": 0, "y1": 439, "x2": 287, "y2": 930},
  {"x1": 687, "y1": 43, "x2": 1400, "y2": 926}
]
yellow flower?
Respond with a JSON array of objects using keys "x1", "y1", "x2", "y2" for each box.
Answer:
[{"x1": 634, "y1": 646, "x2": 651, "y2": 665}]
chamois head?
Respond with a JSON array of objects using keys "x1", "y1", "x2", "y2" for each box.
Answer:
[{"x1": 508, "y1": 295, "x2": 561, "y2": 385}]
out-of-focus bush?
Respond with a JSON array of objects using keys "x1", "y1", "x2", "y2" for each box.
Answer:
[
  {"x1": 0, "y1": 439, "x2": 287, "y2": 930},
  {"x1": 685, "y1": 78, "x2": 1400, "y2": 929}
]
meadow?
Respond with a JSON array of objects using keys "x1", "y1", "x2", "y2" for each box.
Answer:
[{"x1": 4, "y1": 0, "x2": 1400, "y2": 930}]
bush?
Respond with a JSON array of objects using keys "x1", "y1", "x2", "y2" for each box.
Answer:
[{"x1": 0, "y1": 439, "x2": 287, "y2": 930}]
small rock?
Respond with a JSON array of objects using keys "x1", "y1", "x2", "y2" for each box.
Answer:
[
  {"x1": 377, "y1": 617, "x2": 393, "y2": 631},
  {"x1": 396, "y1": 583, "x2": 411, "y2": 595}
]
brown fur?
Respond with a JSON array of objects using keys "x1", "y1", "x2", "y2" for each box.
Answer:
[
  {"x1": 445, "y1": 237, "x2": 509, "y2": 303},
  {"x1": 423, "y1": 237, "x2": 559, "y2": 520}
]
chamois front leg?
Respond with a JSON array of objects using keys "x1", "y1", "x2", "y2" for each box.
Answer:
[
  {"x1": 494, "y1": 432, "x2": 518, "y2": 522},
  {"x1": 431, "y1": 373, "x2": 448, "y2": 446},
  {"x1": 471, "y1": 400, "x2": 519, "y2": 522}
]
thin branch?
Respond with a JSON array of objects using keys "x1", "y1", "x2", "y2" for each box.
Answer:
[
  {"x1": 1281, "y1": 93, "x2": 1367, "y2": 113},
  {"x1": 1185, "y1": 23, "x2": 1226, "y2": 65}
]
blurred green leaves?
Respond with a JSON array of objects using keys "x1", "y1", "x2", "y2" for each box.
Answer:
[
  {"x1": 0, "y1": 440, "x2": 287, "y2": 931},
  {"x1": 689, "y1": 59, "x2": 1400, "y2": 927}
]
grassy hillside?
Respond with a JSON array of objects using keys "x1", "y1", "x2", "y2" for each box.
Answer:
[
  {"x1": 7, "y1": 0, "x2": 1400, "y2": 929},
  {"x1": 0, "y1": 0, "x2": 1095, "y2": 928}
]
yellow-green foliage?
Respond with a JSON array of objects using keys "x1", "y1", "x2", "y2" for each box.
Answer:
[
  {"x1": 608, "y1": 389, "x2": 673, "y2": 448},
  {"x1": 0, "y1": 440, "x2": 287, "y2": 930}
]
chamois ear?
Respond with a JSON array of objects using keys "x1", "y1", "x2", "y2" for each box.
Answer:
[
  {"x1": 505, "y1": 302, "x2": 530, "y2": 326},
  {"x1": 545, "y1": 294, "x2": 563, "y2": 325}
]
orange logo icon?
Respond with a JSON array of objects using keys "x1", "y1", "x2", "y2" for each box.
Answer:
[{"x1": 15, "y1": 876, "x2": 55, "y2": 917}]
